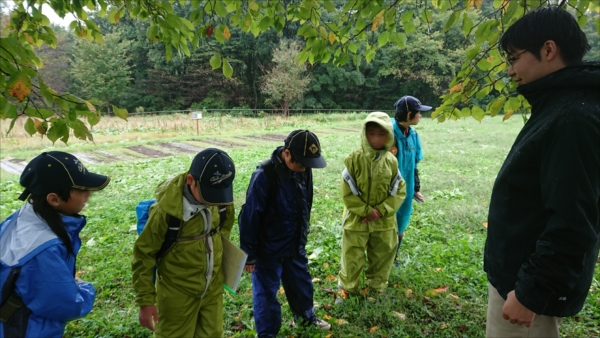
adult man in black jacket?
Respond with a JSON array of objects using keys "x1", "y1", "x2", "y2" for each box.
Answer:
[{"x1": 484, "y1": 7, "x2": 600, "y2": 337}]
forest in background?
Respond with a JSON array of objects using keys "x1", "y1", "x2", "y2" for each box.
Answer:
[{"x1": 3, "y1": 1, "x2": 596, "y2": 116}]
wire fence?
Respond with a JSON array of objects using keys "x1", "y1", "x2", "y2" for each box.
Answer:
[{"x1": 127, "y1": 108, "x2": 399, "y2": 116}]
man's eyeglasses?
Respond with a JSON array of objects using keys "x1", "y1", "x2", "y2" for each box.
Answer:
[{"x1": 505, "y1": 50, "x2": 527, "y2": 66}]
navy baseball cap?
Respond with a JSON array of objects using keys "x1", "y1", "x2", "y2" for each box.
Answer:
[
  {"x1": 284, "y1": 130, "x2": 327, "y2": 169},
  {"x1": 393, "y1": 95, "x2": 432, "y2": 116},
  {"x1": 18, "y1": 151, "x2": 110, "y2": 201},
  {"x1": 189, "y1": 148, "x2": 235, "y2": 205}
]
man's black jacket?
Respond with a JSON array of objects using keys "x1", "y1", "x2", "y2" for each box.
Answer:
[{"x1": 484, "y1": 62, "x2": 600, "y2": 317}]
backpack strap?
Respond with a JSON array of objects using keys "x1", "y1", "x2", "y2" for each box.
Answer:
[
  {"x1": 156, "y1": 207, "x2": 228, "y2": 261},
  {"x1": 155, "y1": 214, "x2": 182, "y2": 261},
  {"x1": 0, "y1": 267, "x2": 24, "y2": 323}
]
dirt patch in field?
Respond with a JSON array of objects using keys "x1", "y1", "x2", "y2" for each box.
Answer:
[
  {"x1": 126, "y1": 146, "x2": 169, "y2": 158},
  {"x1": 73, "y1": 152, "x2": 105, "y2": 164},
  {"x1": 237, "y1": 136, "x2": 282, "y2": 143},
  {"x1": 261, "y1": 134, "x2": 288, "y2": 142},
  {"x1": 332, "y1": 127, "x2": 361, "y2": 133},
  {"x1": 188, "y1": 139, "x2": 247, "y2": 149},
  {"x1": 8, "y1": 158, "x2": 27, "y2": 165},
  {"x1": 158, "y1": 143, "x2": 196, "y2": 153}
]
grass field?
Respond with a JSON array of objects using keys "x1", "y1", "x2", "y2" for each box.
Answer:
[{"x1": 0, "y1": 113, "x2": 598, "y2": 337}]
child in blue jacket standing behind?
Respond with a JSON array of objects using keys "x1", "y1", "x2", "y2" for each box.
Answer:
[
  {"x1": 391, "y1": 96, "x2": 431, "y2": 265},
  {"x1": 0, "y1": 151, "x2": 110, "y2": 337}
]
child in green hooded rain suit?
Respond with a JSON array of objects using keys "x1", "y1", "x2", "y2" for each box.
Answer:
[
  {"x1": 338, "y1": 112, "x2": 406, "y2": 294},
  {"x1": 132, "y1": 148, "x2": 236, "y2": 338}
]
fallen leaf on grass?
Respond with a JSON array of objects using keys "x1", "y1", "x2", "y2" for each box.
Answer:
[
  {"x1": 336, "y1": 318, "x2": 348, "y2": 325},
  {"x1": 449, "y1": 293, "x2": 459, "y2": 299},
  {"x1": 393, "y1": 284, "x2": 402, "y2": 289},
  {"x1": 369, "y1": 326, "x2": 379, "y2": 333},
  {"x1": 246, "y1": 290, "x2": 252, "y2": 295},
  {"x1": 326, "y1": 334, "x2": 334, "y2": 338},
  {"x1": 230, "y1": 322, "x2": 244, "y2": 332},
  {"x1": 440, "y1": 323, "x2": 449, "y2": 330},
  {"x1": 434, "y1": 267, "x2": 442, "y2": 272},
  {"x1": 426, "y1": 286, "x2": 449, "y2": 296},
  {"x1": 323, "y1": 314, "x2": 332, "y2": 320},
  {"x1": 75, "y1": 270, "x2": 86, "y2": 277},
  {"x1": 323, "y1": 262, "x2": 329, "y2": 269},
  {"x1": 359, "y1": 287, "x2": 369, "y2": 296},
  {"x1": 326, "y1": 274, "x2": 337, "y2": 282},
  {"x1": 279, "y1": 286, "x2": 285, "y2": 295},
  {"x1": 392, "y1": 311, "x2": 406, "y2": 320},
  {"x1": 312, "y1": 278, "x2": 321, "y2": 283},
  {"x1": 482, "y1": 222, "x2": 488, "y2": 228},
  {"x1": 323, "y1": 303, "x2": 333, "y2": 310},
  {"x1": 368, "y1": 297, "x2": 376, "y2": 303},
  {"x1": 405, "y1": 289, "x2": 413, "y2": 298},
  {"x1": 338, "y1": 289, "x2": 349, "y2": 299}
]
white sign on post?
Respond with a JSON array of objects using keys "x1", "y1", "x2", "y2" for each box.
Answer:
[{"x1": 191, "y1": 111, "x2": 203, "y2": 119}]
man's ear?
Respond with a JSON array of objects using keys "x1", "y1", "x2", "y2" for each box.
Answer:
[
  {"x1": 186, "y1": 174, "x2": 196, "y2": 187},
  {"x1": 542, "y1": 40, "x2": 561, "y2": 62},
  {"x1": 46, "y1": 193, "x2": 61, "y2": 207}
]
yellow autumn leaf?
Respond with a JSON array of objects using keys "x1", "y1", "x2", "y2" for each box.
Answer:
[
  {"x1": 338, "y1": 289, "x2": 348, "y2": 299},
  {"x1": 328, "y1": 32, "x2": 335, "y2": 45},
  {"x1": 9, "y1": 78, "x2": 31, "y2": 101},
  {"x1": 326, "y1": 274, "x2": 337, "y2": 282},
  {"x1": 503, "y1": 110, "x2": 514, "y2": 121},
  {"x1": 474, "y1": 0, "x2": 483, "y2": 9},
  {"x1": 405, "y1": 289, "x2": 413, "y2": 298},
  {"x1": 482, "y1": 222, "x2": 488, "y2": 228},
  {"x1": 323, "y1": 314, "x2": 332, "y2": 320},
  {"x1": 33, "y1": 119, "x2": 47, "y2": 135},
  {"x1": 312, "y1": 278, "x2": 321, "y2": 283},
  {"x1": 392, "y1": 311, "x2": 406, "y2": 320},
  {"x1": 24, "y1": 32, "x2": 34, "y2": 44},
  {"x1": 326, "y1": 334, "x2": 334, "y2": 338},
  {"x1": 371, "y1": 10, "x2": 384, "y2": 31},
  {"x1": 449, "y1": 293, "x2": 460, "y2": 299},
  {"x1": 449, "y1": 83, "x2": 462, "y2": 93},
  {"x1": 336, "y1": 318, "x2": 348, "y2": 325},
  {"x1": 359, "y1": 288, "x2": 369, "y2": 296},
  {"x1": 323, "y1": 262, "x2": 329, "y2": 269},
  {"x1": 223, "y1": 27, "x2": 231, "y2": 40},
  {"x1": 246, "y1": 289, "x2": 252, "y2": 295},
  {"x1": 279, "y1": 286, "x2": 285, "y2": 294},
  {"x1": 248, "y1": 1, "x2": 259, "y2": 11},
  {"x1": 393, "y1": 284, "x2": 402, "y2": 289},
  {"x1": 369, "y1": 326, "x2": 379, "y2": 333},
  {"x1": 367, "y1": 297, "x2": 376, "y2": 303},
  {"x1": 434, "y1": 267, "x2": 442, "y2": 272}
]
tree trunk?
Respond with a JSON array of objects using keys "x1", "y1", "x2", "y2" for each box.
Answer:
[{"x1": 282, "y1": 100, "x2": 289, "y2": 118}]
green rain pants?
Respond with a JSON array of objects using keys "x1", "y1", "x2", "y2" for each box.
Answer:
[
  {"x1": 155, "y1": 278, "x2": 223, "y2": 338},
  {"x1": 339, "y1": 228, "x2": 398, "y2": 293}
]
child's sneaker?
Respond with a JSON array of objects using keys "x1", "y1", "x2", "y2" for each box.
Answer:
[
  {"x1": 312, "y1": 318, "x2": 332, "y2": 331},
  {"x1": 291, "y1": 318, "x2": 332, "y2": 331}
]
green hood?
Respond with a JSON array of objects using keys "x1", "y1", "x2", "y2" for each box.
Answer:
[
  {"x1": 361, "y1": 112, "x2": 395, "y2": 155},
  {"x1": 154, "y1": 173, "x2": 187, "y2": 219}
]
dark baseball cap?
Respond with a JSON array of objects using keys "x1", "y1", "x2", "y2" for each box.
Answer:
[
  {"x1": 189, "y1": 148, "x2": 235, "y2": 205},
  {"x1": 284, "y1": 130, "x2": 327, "y2": 169},
  {"x1": 18, "y1": 151, "x2": 110, "y2": 201},
  {"x1": 393, "y1": 95, "x2": 432, "y2": 115}
]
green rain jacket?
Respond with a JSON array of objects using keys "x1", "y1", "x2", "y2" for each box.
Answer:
[
  {"x1": 341, "y1": 112, "x2": 406, "y2": 232},
  {"x1": 132, "y1": 173, "x2": 235, "y2": 306}
]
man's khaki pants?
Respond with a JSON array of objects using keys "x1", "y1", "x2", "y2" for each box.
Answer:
[{"x1": 486, "y1": 283, "x2": 561, "y2": 337}]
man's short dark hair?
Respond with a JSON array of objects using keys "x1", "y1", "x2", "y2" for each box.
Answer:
[{"x1": 499, "y1": 6, "x2": 590, "y2": 65}]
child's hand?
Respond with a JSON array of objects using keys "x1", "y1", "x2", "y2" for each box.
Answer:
[
  {"x1": 362, "y1": 208, "x2": 382, "y2": 223},
  {"x1": 139, "y1": 305, "x2": 159, "y2": 331},
  {"x1": 414, "y1": 192, "x2": 424, "y2": 203},
  {"x1": 244, "y1": 264, "x2": 256, "y2": 273}
]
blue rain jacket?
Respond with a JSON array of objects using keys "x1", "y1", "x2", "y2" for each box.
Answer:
[
  {"x1": 239, "y1": 147, "x2": 313, "y2": 264},
  {"x1": 391, "y1": 118, "x2": 423, "y2": 234},
  {"x1": 0, "y1": 203, "x2": 96, "y2": 338}
]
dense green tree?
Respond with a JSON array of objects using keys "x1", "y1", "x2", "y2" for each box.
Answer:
[
  {"x1": 69, "y1": 31, "x2": 132, "y2": 114},
  {"x1": 262, "y1": 40, "x2": 310, "y2": 116}
]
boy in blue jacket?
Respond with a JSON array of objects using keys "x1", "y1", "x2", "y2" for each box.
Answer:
[{"x1": 239, "y1": 130, "x2": 330, "y2": 338}]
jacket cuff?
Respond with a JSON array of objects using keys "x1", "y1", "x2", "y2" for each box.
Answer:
[{"x1": 245, "y1": 256, "x2": 256, "y2": 265}]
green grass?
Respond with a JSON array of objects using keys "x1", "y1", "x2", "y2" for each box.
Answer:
[{"x1": 0, "y1": 115, "x2": 598, "y2": 337}]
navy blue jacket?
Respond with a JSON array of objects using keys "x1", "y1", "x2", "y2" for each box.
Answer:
[{"x1": 239, "y1": 147, "x2": 313, "y2": 264}]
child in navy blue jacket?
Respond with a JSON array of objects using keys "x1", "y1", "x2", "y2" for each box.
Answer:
[{"x1": 239, "y1": 130, "x2": 330, "y2": 338}]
